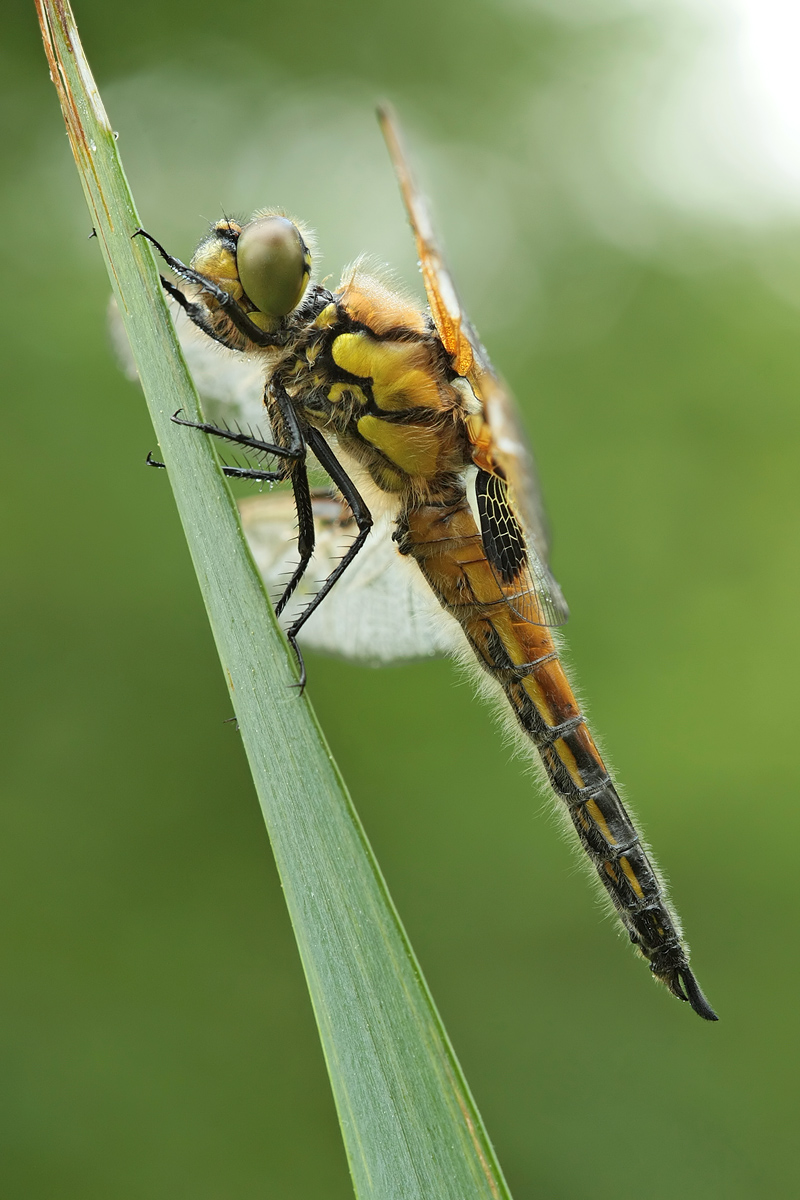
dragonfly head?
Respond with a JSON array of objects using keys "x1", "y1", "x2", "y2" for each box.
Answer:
[{"x1": 236, "y1": 214, "x2": 311, "y2": 319}]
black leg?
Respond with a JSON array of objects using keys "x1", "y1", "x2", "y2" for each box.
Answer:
[
  {"x1": 219, "y1": 465, "x2": 286, "y2": 482},
  {"x1": 285, "y1": 427, "x2": 373, "y2": 690},
  {"x1": 170, "y1": 412, "x2": 299, "y2": 464},
  {"x1": 170, "y1": 382, "x2": 305, "y2": 466},
  {"x1": 274, "y1": 458, "x2": 316, "y2": 618},
  {"x1": 159, "y1": 275, "x2": 245, "y2": 351},
  {"x1": 146, "y1": 449, "x2": 285, "y2": 483},
  {"x1": 132, "y1": 227, "x2": 284, "y2": 349},
  {"x1": 164, "y1": 374, "x2": 370, "y2": 694}
]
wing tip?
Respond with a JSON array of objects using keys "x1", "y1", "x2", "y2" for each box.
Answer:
[{"x1": 376, "y1": 101, "x2": 401, "y2": 149}]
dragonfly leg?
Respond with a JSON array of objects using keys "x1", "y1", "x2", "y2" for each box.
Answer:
[
  {"x1": 170, "y1": 380, "x2": 305, "y2": 465},
  {"x1": 285, "y1": 426, "x2": 373, "y2": 692},
  {"x1": 220, "y1": 465, "x2": 285, "y2": 481},
  {"x1": 169, "y1": 385, "x2": 322, "y2": 687},
  {"x1": 146, "y1": 449, "x2": 285, "y2": 483},
  {"x1": 132, "y1": 227, "x2": 284, "y2": 349},
  {"x1": 169, "y1": 381, "x2": 307, "y2": 475},
  {"x1": 273, "y1": 459, "x2": 316, "y2": 618},
  {"x1": 157, "y1": 273, "x2": 247, "y2": 352}
]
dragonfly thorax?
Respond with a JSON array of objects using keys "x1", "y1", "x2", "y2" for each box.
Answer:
[{"x1": 275, "y1": 269, "x2": 474, "y2": 501}]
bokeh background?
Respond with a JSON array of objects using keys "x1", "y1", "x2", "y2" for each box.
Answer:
[{"x1": 2, "y1": 0, "x2": 798, "y2": 1196}]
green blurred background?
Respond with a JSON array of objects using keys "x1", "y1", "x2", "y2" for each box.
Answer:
[{"x1": 2, "y1": 0, "x2": 798, "y2": 1196}]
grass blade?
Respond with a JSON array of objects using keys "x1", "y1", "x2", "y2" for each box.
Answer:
[{"x1": 35, "y1": 2, "x2": 515, "y2": 1196}]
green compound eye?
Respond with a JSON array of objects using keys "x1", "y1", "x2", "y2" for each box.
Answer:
[{"x1": 236, "y1": 216, "x2": 310, "y2": 318}]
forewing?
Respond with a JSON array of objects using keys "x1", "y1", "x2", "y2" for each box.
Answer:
[
  {"x1": 379, "y1": 107, "x2": 568, "y2": 626},
  {"x1": 378, "y1": 106, "x2": 474, "y2": 377},
  {"x1": 241, "y1": 493, "x2": 462, "y2": 665}
]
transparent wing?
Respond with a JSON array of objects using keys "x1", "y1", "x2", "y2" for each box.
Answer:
[
  {"x1": 378, "y1": 106, "x2": 568, "y2": 626},
  {"x1": 108, "y1": 295, "x2": 268, "y2": 430},
  {"x1": 241, "y1": 492, "x2": 463, "y2": 665}
]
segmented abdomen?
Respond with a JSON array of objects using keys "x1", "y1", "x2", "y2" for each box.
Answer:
[{"x1": 398, "y1": 495, "x2": 716, "y2": 1020}]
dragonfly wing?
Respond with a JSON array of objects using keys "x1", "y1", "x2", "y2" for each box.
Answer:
[
  {"x1": 378, "y1": 106, "x2": 474, "y2": 377},
  {"x1": 472, "y1": 467, "x2": 569, "y2": 628},
  {"x1": 240, "y1": 493, "x2": 462, "y2": 665},
  {"x1": 378, "y1": 107, "x2": 569, "y2": 626},
  {"x1": 472, "y1": 368, "x2": 552, "y2": 563}
]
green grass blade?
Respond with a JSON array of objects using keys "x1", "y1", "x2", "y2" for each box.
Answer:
[{"x1": 35, "y1": 3, "x2": 516, "y2": 1197}]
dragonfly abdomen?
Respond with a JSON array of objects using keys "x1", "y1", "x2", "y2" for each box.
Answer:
[{"x1": 399, "y1": 496, "x2": 717, "y2": 1020}]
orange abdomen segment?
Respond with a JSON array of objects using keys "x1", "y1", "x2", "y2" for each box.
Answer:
[{"x1": 398, "y1": 497, "x2": 716, "y2": 1018}]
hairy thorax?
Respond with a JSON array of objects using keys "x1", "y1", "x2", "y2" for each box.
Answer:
[
  {"x1": 196, "y1": 256, "x2": 476, "y2": 508},
  {"x1": 286, "y1": 269, "x2": 475, "y2": 505}
]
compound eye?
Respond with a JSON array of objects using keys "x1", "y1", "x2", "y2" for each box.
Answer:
[{"x1": 236, "y1": 216, "x2": 310, "y2": 318}]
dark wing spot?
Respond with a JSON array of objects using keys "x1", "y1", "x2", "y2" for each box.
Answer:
[{"x1": 475, "y1": 468, "x2": 528, "y2": 584}]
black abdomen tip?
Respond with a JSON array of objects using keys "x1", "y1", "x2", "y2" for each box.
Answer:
[{"x1": 680, "y1": 968, "x2": 719, "y2": 1021}]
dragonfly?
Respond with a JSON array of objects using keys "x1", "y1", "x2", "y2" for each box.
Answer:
[{"x1": 130, "y1": 107, "x2": 717, "y2": 1021}]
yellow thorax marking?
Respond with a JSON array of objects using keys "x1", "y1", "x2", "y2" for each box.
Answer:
[
  {"x1": 356, "y1": 415, "x2": 441, "y2": 476},
  {"x1": 314, "y1": 303, "x2": 338, "y2": 328},
  {"x1": 332, "y1": 332, "x2": 441, "y2": 411},
  {"x1": 328, "y1": 382, "x2": 367, "y2": 406}
]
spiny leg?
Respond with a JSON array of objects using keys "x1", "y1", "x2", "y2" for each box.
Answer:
[
  {"x1": 166, "y1": 388, "x2": 320, "y2": 686},
  {"x1": 163, "y1": 388, "x2": 373, "y2": 693},
  {"x1": 132, "y1": 227, "x2": 283, "y2": 349},
  {"x1": 158, "y1": 274, "x2": 243, "y2": 351},
  {"x1": 145, "y1": 449, "x2": 286, "y2": 484},
  {"x1": 149, "y1": 444, "x2": 316, "y2": 631},
  {"x1": 170, "y1": 380, "x2": 305, "y2": 465},
  {"x1": 285, "y1": 427, "x2": 374, "y2": 690},
  {"x1": 166, "y1": 388, "x2": 314, "y2": 585},
  {"x1": 273, "y1": 459, "x2": 315, "y2": 618}
]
